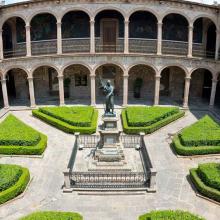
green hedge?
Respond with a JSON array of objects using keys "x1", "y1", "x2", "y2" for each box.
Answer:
[
  {"x1": 126, "y1": 106, "x2": 179, "y2": 127},
  {"x1": 172, "y1": 136, "x2": 220, "y2": 156},
  {"x1": 179, "y1": 115, "x2": 220, "y2": 147},
  {"x1": 0, "y1": 165, "x2": 30, "y2": 205},
  {"x1": 32, "y1": 108, "x2": 98, "y2": 134},
  {"x1": 38, "y1": 106, "x2": 94, "y2": 127},
  {"x1": 190, "y1": 168, "x2": 220, "y2": 203},
  {"x1": 171, "y1": 115, "x2": 220, "y2": 156},
  {"x1": 139, "y1": 210, "x2": 205, "y2": 220},
  {"x1": 20, "y1": 211, "x2": 83, "y2": 220},
  {"x1": 197, "y1": 163, "x2": 220, "y2": 191},
  {"x1": 122, "y1": 109, "x2": 184, "y2": 134},
  {"x1": 0, "y1": 114, "x2": 40, "y2": 146}
]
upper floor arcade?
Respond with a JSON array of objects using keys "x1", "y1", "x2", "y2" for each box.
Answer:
[{"x1": 0, "y1": 0, "x2": 219, "y2": 60}]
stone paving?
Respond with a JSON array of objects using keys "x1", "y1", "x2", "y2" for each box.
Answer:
[{"x1": 0, "y1": 109, "x2": 220, "y2": 220}]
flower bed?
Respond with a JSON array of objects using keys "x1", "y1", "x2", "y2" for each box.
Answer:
[
  {"x1": 0, "y1": 114, "x2": 47, "y2": 155},
  {"x1": 172, "y1": 115, "x2": 220, "y2": 155},
  {"x1": 33, "y1": 106, "x2": 98, "y2": 134},
  {"x1": 0, "y1": 164, "x2": 30, "y2": 205},
  {"x1": 20, "y1": 211, "x2": 83, "y2": 220},
  {"x1": 190, "y1": 163, "x2": 220, "y2": 202},
  {"x1": 139, "y1": 210, "x2": 205, "y2": 220},
  {"x1": 122, "y1": 106, "x2": 184, "y2": 134}
]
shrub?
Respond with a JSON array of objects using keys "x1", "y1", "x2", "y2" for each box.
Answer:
[
  {"x1": 122, "y1": 107, "x2": 184, "y2": 134},
  {"x1": 0, "y1": 165, "x2": 30, "y2": 205},
  {"x1": 171, "y1": 115, "x2": 220, "y2": 156},
  {"x1": 139, "y1": 210, "x2": 205, "y2": 220},
  {"x1": 0, "y1": 114, "x2": 47, "y2": 155},
  {"x1": 33, "y1": 106, "x2": 98, "y2": 134},
  {"x1": 0, "y1": 114, "x2": 40, "y2": 146},
  {"x1": 190, "y1": 166, "x2": 220, "y2": 202},
  {"x1": 20, "y1": 211, "x2": 83, "y2": 220}
]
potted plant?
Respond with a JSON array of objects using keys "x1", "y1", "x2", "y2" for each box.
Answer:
[
  {"x1": 133, "y1": 77, "x2": 143, "y2": 98},
  {"x1": 64, "y1": 77, "x2": 71, "y2": 98}
]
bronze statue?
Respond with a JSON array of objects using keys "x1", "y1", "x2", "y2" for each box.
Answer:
[{"x1": 99, "y1": 77, "x2": 115, "y2": 116}]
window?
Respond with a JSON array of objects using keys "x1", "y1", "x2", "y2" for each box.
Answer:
[{"x1": 75, "y1": 74, "x2": 87, "y2": 86}]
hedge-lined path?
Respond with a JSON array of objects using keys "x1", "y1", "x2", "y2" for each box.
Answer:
[{"x1": 0, "y1": 110, "x2": 220, "y2": 220}]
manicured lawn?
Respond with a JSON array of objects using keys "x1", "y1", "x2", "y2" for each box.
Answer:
[
  {"x1": 0, "y1": 164, "x2": 30, "y2": 205},
  {"x1": 122, "y1": 106, "x2": 184, "y2": 134},
  {"x1": 0, "y1": 114, "x2": 47, "y2": 155},
  {"x1": 190, "y1": 163, "x2": 220, "y2": 202},
  {"x1": 33, "y1": 106, "x2": 98, "y2": 134},
  {"x1": 20, "y1": 211, "x2": 83, "y2": 220},
  {"x1": 172, "y1": 115, "x2": 220, "y2": 155},
  {"x1": 139, "y1": 210, "x2": 205, "y2": 220}
]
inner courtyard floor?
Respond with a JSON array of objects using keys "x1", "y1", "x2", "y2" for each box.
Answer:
[{"x1": 0, "y1": 109, "x2": 219, "y2": 220}]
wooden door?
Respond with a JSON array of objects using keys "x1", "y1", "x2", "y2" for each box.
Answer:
[{"x1": 102, "y1": 20, "x2": 117, "y2": 52}]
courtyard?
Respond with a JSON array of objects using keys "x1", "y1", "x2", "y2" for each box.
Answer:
[{"x1": 0, "y1": 108, "x2": 219, "y2": 220}]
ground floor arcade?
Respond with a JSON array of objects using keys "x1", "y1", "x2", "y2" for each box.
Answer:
[{"x1": 0, "y1": 64, "x2": 219, "y2": 109}]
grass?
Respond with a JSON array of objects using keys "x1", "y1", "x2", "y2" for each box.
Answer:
[
  {"x1": 33, "y1": 106, "x2": 98, "y2": 134},
  {"x1": 20, "y1": 211, "x2": 83, "y2": 220},
  {"x1": 139, "y1": 210, "x2": 205, "y2": 220},
  {"x1": 190, "y1": 163, "x2": 220, "y2": 202},
  {"x1": 0, "y1": 164, "x2": 30, "y2": 205},
  {"x1": 0, "y1": 114, "x2": 47, "y2": 155},
  {"x1": 122, "y1": 106, "x2": 184, "y2": 134},
  {"x1": 172, "y1": 115, "x2": 220, "y2": 156}
]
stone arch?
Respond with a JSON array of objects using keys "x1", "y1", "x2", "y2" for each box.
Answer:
[
  {"x1": 161, "y1": 11, "x2": 190, "y2": 25},
  {"x1": 31, "y1": 63, "x2": 60, "y2": 77},
  {"x1": 128, "y1": 64, "x2": 156, "y2": 105},
  {"x1": 93, "y1": 7, "x2": 126, "y2": 20},
  {"x1": 3, "y1": 66, "x2": 29, "y2": 78},
  {"x1": 192, "y1": 15, "x2": 217, "y2": 28},
  {"x1": 190, "y1": 67, "x2": 215, "y2": 79},
  {"x1": 94, "y1": 62, "x2": 125, "y2": 73},
  {"x1": 60, "y1": 8, "x2": 92, "y2": 21},
  {"x1": 128, "y1": 8, "x2": 159, "y2": 22},
  {"x1": 61, "y1": 62, "x2": 92, "y2": 75},
  {"x1": 128, "y1": 62, "x2": 158, "y2": 75},
  {"x1": 159, "y1": 65, "x2": 188, "y2": 77},
  {"x1": 0, "y1": 14, "x2": 27, "y2": 30},
  {"x1": 28, "y1": 10, "x2": 58, "y2": 24}
]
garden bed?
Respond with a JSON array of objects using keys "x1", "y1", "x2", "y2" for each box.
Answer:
[
  {"x1": 172, "y1": 115, "x2": 220, "y2": 156},
  {"x1": 20, "y1": 211, "x2": 83, "y2": 220},
  {"x1": 122, "y1": 106, "x2": 184, "y2": 134},
  {"x1": 32, "y1": 106, "x2": 98, "y2": 134},
  {"x1": 0, "y1": 164, "x2": 30, "y2": 205},
  {"x1": 139, "y1": 210, "x2": 205, "y2": 220},
  {"x1": 190, "y1": 163, "x2": 220, "y2": 203},
  {"x1": 0, "y1": 114, "x2": 47, "y2": 155}
]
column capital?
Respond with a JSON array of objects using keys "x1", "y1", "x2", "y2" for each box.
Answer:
[
  {"x1": 90, "y1": 19, "x2": 95, "y2": 24},
  {"x1": 188, "y1": 24, "x2": 194, "y2": 30},
  {"x1": 25, "y1": 25, "x2": 31, "y2": 29},
  {"x1": 123, "y1": 74, "x2": 129, "y2": 78},
  {"x1": 27, "y1": 77, "x2": 33, "y2": 80},
  {"x1": 1, "y1": 78, "x2": 7, "y2": 83},
  {"x1": 124, "y1": 19, "x2": 130, "y2": 24},
  {"x1": 185, "y1": 77, "x2": 191, "y2": 80},
  {"x1": 155, "y1": 75, "x2": 161, "y2": 79},
  {"x1": 57, "y1": 21, "x2": 62, "y2": 26},
  {"x1": 57, "y1": 75, "x2": 64, "y2": 79},
  {"x1": 157, "y1": 21, "x2": 163, "y2": 26},
  {"x1": 212, "y1": 79, "x2": 218, "y2": 83},
  {"x1": 90, "y1": 74, "x2": 96, "y2": 78}
]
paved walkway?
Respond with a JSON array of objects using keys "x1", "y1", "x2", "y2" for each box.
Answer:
[{"x1": 0, "y1": 110, "x2": 220, "y2": 220}]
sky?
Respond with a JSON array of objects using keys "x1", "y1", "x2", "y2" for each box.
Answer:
[{"x1": 3, "y1": 0, "x2": 220, "y2": 5}]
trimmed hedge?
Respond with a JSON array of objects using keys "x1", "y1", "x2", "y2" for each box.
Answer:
[
  {"x1": 20, "y1": 211, "x2": 83, "y2": 220},
  {"x1": 0, "y1": 115, "x2": 47, "y2": 155},
  {"x1": 0, "y1": 114, "x2": 40, "y2": 146},
  {"x1": 0, "y1": 165, "x2": 30, "y2": 205},
  {"x1": 172, "y1": 115, "x2": 220, "y2": 156},
  {"x1": 139, "y1": 210, "x2": 205, "y2": 220},
  {"x1": 190, "y1": 167, "x2": 220, "y2": 203},
  {"x1": 122, "y1": 107, "x2": 184, "y2": 134},
  {"x1": 33, "y1": 107, "x2": 98, "y2": 134}
]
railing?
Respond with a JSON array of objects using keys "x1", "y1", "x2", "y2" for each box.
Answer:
[
  {"x1": 4, "y1": 42, "x2": 26, "y2": 58},
  {"x1": 192, "y1": 43, "x2": 215, "y2": 59},
  {"x1": 95, "y1": 37, "x2": 124, "y2": 53},
  {"x1": 62, "y1": 38, "x2": 90, "y2": 53},
  {"x1": 31, "y1": 39, "x2": 57, "y2": 55},
  {"x1": 78, "y1": 135, "x2": 100, "y2": 148},
  {"x1": 129, "y1": 38, "x2": 157, "y2": 54},
  {"x1": 120, "y1": 135, "x2": 141, "y2": 148},
  {"x1": 162, "y1": 40, "x2": 188, "y2": 56}
]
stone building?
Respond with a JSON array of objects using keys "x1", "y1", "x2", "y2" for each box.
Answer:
[{"x1": 0, "y1": 0, "x2": 220, "y2": 108}]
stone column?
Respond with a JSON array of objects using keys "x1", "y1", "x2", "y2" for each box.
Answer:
[
  {"x1": 1, "y1": 78, "x2": 9, "y2": 108},
  {"x1": 210, "y1": 79, "x2": 218, "y2": 106},
  {"x1": 187, "y1": 24, "x2": 193, "y2": 58},
  {"x1": 215, "y1": 29, "x2": 220, "y2": 60},
  {"x1": 154, "y1": 75, "x2": 161, "y2": 105},
  {"x1": 183, "y1": 77, "x2": 191, "y2": 108},
  {"x1": 57, "y1": 21, "x2": 62, "y2": 55},
  {"x1": 27, "y1": 77, "x2": 36, "y2": 108},
  {"x1": 157, "y1": 21, "x2": 163, "y2": 55},
  {"x1": 58, "y1": 75, "x2": 65, "y2": 106},
  {"x1": 124, "y1": 19, "x2": 129, "y2": 54},
  {"x1": 0, "y1": 29, "x2": 3, "y2": 59},
  {"x1": 123, "y1": 73, "x2": 129, "y2": 106},
  {"x1": 90, "y1": 73, "x2": 96, "y2": 106},
  {"x1": 26, "y1": 23, "x2": 31, "y2": 57},
  {"x1": 90, "y1": 19, "x2": 95, "y2": 54}
]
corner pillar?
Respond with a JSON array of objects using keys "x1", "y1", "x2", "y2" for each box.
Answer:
[
  {"x1": 123, "y1": 73, "x2": 129, "y2": 106},
  {"x1": 187, "y1": 24, "x2": 193, "y2": 58},
  {"x1": 154, "y1": 75, "x2": 161, "y2": 105},
  {"x1": 157, "y1": 22, "x2": 163, "y2": 55},
  {"x1": 124, "y1": 19, "x2": 129, "y2": 54},
  {"x1": 25, "y1": 24, "x2": 31, "y2": 57},
  {"x1": 90, "y1": 73, "x2": 96, "y2": 106},
  {"x1": 58, "y1": 75, "x2": 65, "y2": 106},
  {"x1": 210, "y1": 79, "x2": 218, "y2": 107},
  {"x1": 57, "y1": 21, "x2": 62, "y2": 55},
  {"x1": 90, "y1": 19, "x2": 95, "y2": 54},
  {"x1": 183, "y1": 77, "x2": 191, "y2": 109},
  {"x1": 1, "y1": 78, "x2": 9, "y2": 108},
  {"x1": 27, "y1": 77, "x2": 36, "y2": 108}
]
